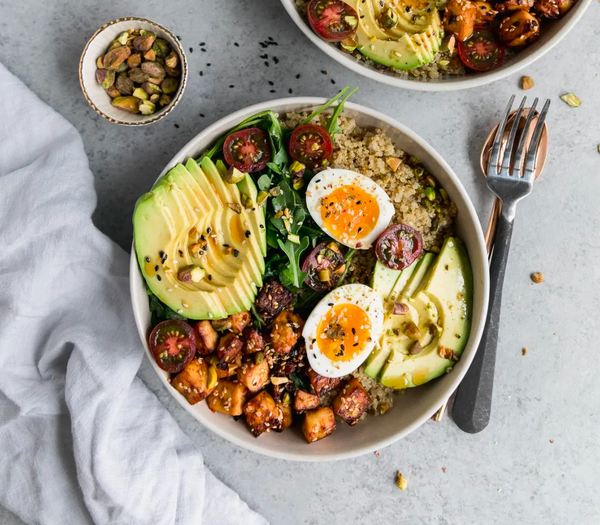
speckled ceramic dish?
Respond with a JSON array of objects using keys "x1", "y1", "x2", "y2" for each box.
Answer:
[
  {"x1": 280, "y1": 0, "x2": 592, "y2": 91},
  {"x1": 129, "y1": 98, "x2": 490, "y2": 461},
  {"x1": 79, "y1": 17, "x2": 187, "y2": 125}
]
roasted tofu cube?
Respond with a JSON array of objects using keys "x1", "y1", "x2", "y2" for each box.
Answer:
[
  {"x1": 215, "y1": 361, "x2": 239, "y2": 379},
  {"x1": 243, "y1": 391, "x2": 283, "y2": 437},
  {"x1": 274, "y1": 393, "x2": 293, "y2": 433},
  {"x1": 172, "y1": 358, "x2": 217, "y2": 405},
  {"x1": 242, "y1": 327, "x2": 265, "y2": 354},
  {"x1": 237, "y1": 354, "x2": 270, "y2": 393},
  {"x1": 216, "y1": 333, "x2": 243, "y2": 363},
  {"x1": 302, "y1": 407, "x2": 336, "y2": 443},
  {"x1": 228, "y1": 311, "x2": 251, "y2": 334},
  {"x1": 269, "y1": 310, "x2": 304, "y2": 354},
  {"x1": 194, "y1": 320, "x2": 218, "y2": 355},
  {"x1": 256, "y1": 278, "x2": 293, "y2": 322},
  {"x1": 308, "y1": 367, "x2": 341, "y2": 397},
  {"x1": 293, "y1": 389, "x2": 319, "y2": 413},
  {"x1": 443, "y1": 0, "x2": 477, "y2": 41},
  {"x1": 207, "y1": 379, "x2": 248, "y2": 416},
  {"x1": 332, "y1": 378, "x2": 371, "y2": 426}
]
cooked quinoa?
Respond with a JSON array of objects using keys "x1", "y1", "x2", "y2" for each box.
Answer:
[{"x1": 282, "y1": 111, "x2": 458, "y2": 414}]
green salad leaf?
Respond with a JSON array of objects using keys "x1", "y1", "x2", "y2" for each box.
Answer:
[
  {"x1": 277, "y1": 236, "x2": 309, "y2": 289},
  {"x1": 147, "y1": 288, "x2": 186, "y2": 326}
]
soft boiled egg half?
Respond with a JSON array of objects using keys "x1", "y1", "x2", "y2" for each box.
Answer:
[
  {"x1": 305, "y1": 168, "x2": 395, "y2": 249},
  {"x1": 303, "y1": 284, "x2": 384, "y2": 378}
]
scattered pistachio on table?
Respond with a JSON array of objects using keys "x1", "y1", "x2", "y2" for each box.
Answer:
[{"x1": 95, "y1": 28, "x2": 181, "y2": 115}]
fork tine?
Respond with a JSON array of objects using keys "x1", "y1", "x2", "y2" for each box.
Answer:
[
  {"x1": 512, "y1": 98, "x2": 538, "y2": 174},
  {"x1": 501, "y1": 96, "x2": 527, "y2": 176},
  {"x1": 523, "y1": 99, "x2": 551, "y2": 181},
  {"x1": 488, "y1": 95, "x2": 515, "y2": 177}
]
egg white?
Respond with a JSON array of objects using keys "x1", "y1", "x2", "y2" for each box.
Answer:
[
  {"x1": 305, "y1": 168, "x2": 395, "y2": 249},
  {"x1": 302, "y1": 283, "x2": 384, "y2": 378}
]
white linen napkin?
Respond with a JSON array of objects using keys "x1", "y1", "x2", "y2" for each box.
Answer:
[{"x1": 0, "y1": 62, "x2": 268, "y2": 525}]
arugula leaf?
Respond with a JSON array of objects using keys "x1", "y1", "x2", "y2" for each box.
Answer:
[
  {"x1": 277, "y1": 236, "x2": 309, "y2": 288},
  {"x1": 257, "y1": 173, "x2": 272, "y2": 191},
  {"x1": 250, "y1": 304, "x2": 265, "y2": 328},
  {"x1": 266, "y1": 162, "x2": 282, "y2": 175},
  {"x1": 301, "y1": 87, "x2": 350, "y2": 125},
  {"x1": 290, "y1": 371, "x2": 311, "y2": 391}
]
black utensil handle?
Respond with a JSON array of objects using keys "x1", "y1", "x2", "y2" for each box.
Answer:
[{"x1": 453, "y1": 211, "x2": 515, "y2": 433}]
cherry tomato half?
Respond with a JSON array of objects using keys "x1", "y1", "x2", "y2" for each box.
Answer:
[
  {"x1": 289, "y1": 124, "x2": 333, "y2": 169},
  {"x1": 307, "y1": 0, "x2": 359, "y2": 42},
  {"x1": 149, "y1": 319, "x2": 196, "y2": 374},
  {"x1": 458, "y1": 30, "x2": 506, "y2": 72},
  {"x1": 223, "y1": 128, "x2": 272, "y2": 173},
  {"x1": 375, "y1": 224, "x2": 423, "y2": 271},
  {"x1": 301, "y1": 242, "x2": 346, "y2": 291}
]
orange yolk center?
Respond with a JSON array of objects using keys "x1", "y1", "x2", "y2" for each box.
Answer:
[
  {"x1": 320, "y1": 185, "x2": 379, "y2": 241},
  {"x1": 316, "y1": 303, "x2": 371, "y2": 362}
]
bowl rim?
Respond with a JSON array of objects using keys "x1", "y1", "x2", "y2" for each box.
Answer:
[
  {"x1": 79, "y1": 16, "x2": 188, "y2": 126},
  {"x1": 129, "y1": 97, "x2": 490, "y2": 461},
  {"x1": 279, "y1": 0, "x2": 593, "y2": 92}
]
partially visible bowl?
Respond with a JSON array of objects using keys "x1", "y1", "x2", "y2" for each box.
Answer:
[
  {"x1": 129, "y1": 97, "x2": 490, "y2": 461},
  {"x1": 79, "y1": 17, "x2": 188, "y2": 125},
  {"x1": 279, "y1": 0, "x2": 592, "y2": 91}
]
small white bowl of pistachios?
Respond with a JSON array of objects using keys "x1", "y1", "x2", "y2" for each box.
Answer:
[{"x1": 79, "y1": 17, "x2": 188, "y2": 126}]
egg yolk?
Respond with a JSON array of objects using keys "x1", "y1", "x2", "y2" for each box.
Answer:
[
  {"x1": 316, "y1": 303, "x2": 372, "y2": 362},
  {"x1": 320, "y1": 185, "x2": 379, "y2": 242}
]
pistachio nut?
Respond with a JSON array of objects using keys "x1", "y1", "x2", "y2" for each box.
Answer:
[
  {"x1": 141, "y1": 61, "x2": 166, "y2": 79},
  {"x1": 161, "y1": 77, "x2": 178, "y2": 95},
  {"x1": 107, "y1": 40, "x2": 122, "y2": 52},
  {"x1": 140, "y1": 29, "x2": 155, "y2": 37},
  {"x1": 224, "y1": 166, "x2": 245, "y2": 184},
  {"x1": 132, "y1": 34, "x2": 155, "y2": 52},
  {"x1": 289, "y1": 160, "x2": 305, "y2": 178},
  {"x1": 115, "y1": 61, "x2": 129, "y2": 73},
  {"x1": 149, "y1": 93, "x2": 160, "y2": 103},
  {"x1": 165, "y1": 51, "x2": 179, "y2": 69},
  {"x1": 96, "y1": 56, "x2": 104, "y2": 69},
  {"x1": 116, "y1": 31, "x2": 129, "y2": 46},
  {"x1": 177, "y1": 265, "x2": 205, "y2": 283},
  {"x1": 103, "y1": 46, "x2": 131, "y2": 70},
  {"x1": 340, "y1": 34, "x2": 358, "y2": 52},
  {"x1": 139, "y1": 101, "x2": 156, "y2": 115},
  {"x1": 147, "y1": 76, "x2": 164, "y2": 86},
  {"x1": 158, "y1": 94, "x2": 172, "y2": 107},
  {"x1": 164, "y1": 65, "x2": 180, "y2": 78},
  {"x1": 95, "y1": 69, "x2": 115, "y2": 89},
  {"x1": 128, "y1": 67, "x2": 149, "y2": 83},
  {"x1": 211, "y1": 318, "x2": 232, "y2": 331},
  {"x1": 132, "y1": 87, "x2": 149, "y2": 100},
  {"x1": 141, "y1": 81, "x2": 162, "y2": 95},
  {"x1": 115, "y1": 74, "x2": 134, "y2": 95},
  {"x1": 126, "y1": 53, "x2": 142, "y2": 69},
  {"x1": 105, "y1": 85, "x2": 120, "y2": 99},
  {"x1": 257, "y1": 190, "x2": 269, "y2": 207},
  {"x1": 152, "y1": 38, "x2": 171, "y2": 58},
  {"x1": 241, "y1": 193, "x2": 253, "y2": 208},
  {"x1": 380, "y1": 7, "x2": 398, "y2": 29},
  {"x1": 111, "y1": 96, "x2": 140, "y2": 113},
  {"x1": 144, "y1": 49, "x2": 156, "y2": 61}
]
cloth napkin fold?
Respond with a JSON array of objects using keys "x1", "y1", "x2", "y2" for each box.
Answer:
[{"x1": 0, "y1": 62, "x2": 268, "y2": 525}]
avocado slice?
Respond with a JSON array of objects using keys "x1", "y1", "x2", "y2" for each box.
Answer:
[
  {"x1": 346, "y1": 0, "x2": 443, "y2": 70},
  {"x1": 133, "y1": 159, "x2": 266, "y2": 320},
  {"x1": 370, "y1": 261, "x2": 402, "y2": 303},
  {"x1": 400, "y1": 252, "x2": 436, "y2": 300},
  {"x1": 378, "y1": 238, "x2": 473, "y2": 389}
]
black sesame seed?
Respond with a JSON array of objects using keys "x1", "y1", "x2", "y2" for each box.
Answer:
[
  {"x1": 199, "y1": 71, "x2": 203, "y2": 76},
  {"x1": 174, "y1": 124, "x2": 180, "y2": 129},
  {"x1": 264, "y1": 61, "x2": 269, "y2": 67},
  {"x1": 200, "y1": 113, "x2": 205, "y2": 117},
  {"x1": 295, "y1": 74, "x2": 301, "y2": 79},
  {"x1": 223, "y1": 244, "x2": 230, "y2": 248},
  {"x1": 273, "y1": 57, "x2": 279, "y2": 64},
  {"x1": 233, "y1": 249, "x2": 240, "y2": 257},
  {"x1": 154, "y1": 265, "x2": 159, "y2": 271},
  {"x1": 321, "y1": 70, "x2": 328, "y2": 75},
  {"x1": 353, "y1": 343, "x2": 359, "y2": 347},
  {"x1": 352, "y1": 328, "x2": 356, "y2": 335},
  {"x1": 260, "y1": 224, "x2": 264, "y2": 228},
  {"x1": 178, "y1": 250, "x2": 184, "y2": 257},
  {"x1": 176, "y1": 35, "x2": 182, "y2": 41},
  {"x1": 229, "y1": 85, "x2": 234, "y2": 88},
  {"x1": 328, "y1": 303, "x2": 334, "y2": 306},
  {"x1": 207, "y1": 63, "x2": 211, "y2": 66},
  {"x1": 270, "y1": 89, "x2": 276, "y2": 93},
  {"x1": 245, "y1": 230, "x2": 251, "y2": 238},
  {"x1": 199, "y1": 42, "x2": 206, "y2": 46},
  {"x1": 206, "y1": 227, "x2": 212, "y2": 234},
  {"x1": 331, "y1": 79, "x2": 336, "y2": 85},
  {"x1": 268, "y1": 80, "x2": 274, "y2": 86},
  {"x1": 145, "y1": 256, "x2": 150, "y2": 263},
  {"x1": 208, "y1": 274, "x2": 212, "y2": 281},
  {"x1": 234, "y1": 42, "x2": 239, "y2": 47},
  {"x1": 157, "y1": 275, "x2": 162, "y2": 281},
  {"x1": 289, "y1": 88, "x2": 293, "y2": 94},
  {"x1": 189, "y1": 47, "x2": 193, "y2": 53},
  {"x1": 201, "y1": 48, "x2": 206, "y2": 52}
]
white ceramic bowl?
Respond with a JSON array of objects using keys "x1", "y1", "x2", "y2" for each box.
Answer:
[
  {"x1": 79, "y1": 17, "x2": 188, "y2": 125},
  {"x1": 129, "y1": 98, "x2": 490, "y2": 461},
  {"x1": 280, "y1": 0, "x2": 592, "y2": 91}
]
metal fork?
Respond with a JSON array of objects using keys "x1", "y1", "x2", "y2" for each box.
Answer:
[{"x1": 452, "y1": 96, "x2": 551, "y2": 434}]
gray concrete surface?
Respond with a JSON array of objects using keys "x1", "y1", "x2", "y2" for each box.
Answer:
[{"x1": 1, "y1": 0, "x2": 599, "y2": 523}]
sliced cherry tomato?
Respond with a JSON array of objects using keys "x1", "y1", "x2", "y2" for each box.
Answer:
[
  {"x1": 375, "y1": 224, "x2": 423, "y2": 271},
  {"x1": 289, "y1": 124, "x2": 333, "y2": 169},
  {"x1": 223, "y1": 128, "x2": 272, "y2": 173},
  {"x1": 301, "y1": 241, "x2": 346, "y2": 291},
  {"x1": 307, "y1": 0, "x2": 359, "y2": 42},
  {"x1": 458, "y1": 30, "x2": 506, "y2": 72},
  {"x1": 149, "y1": 320, "x2": 196, "y2": 374}
]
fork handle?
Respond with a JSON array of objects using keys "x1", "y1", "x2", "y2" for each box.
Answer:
[{"x1": 452, "y1": 208, "x2": 515, "y2": 433}]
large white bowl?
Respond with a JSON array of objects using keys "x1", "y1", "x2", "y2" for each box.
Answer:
[
  {"x1": 280, "y1": 0, "x2": 592, "y2": 91},
  {"x1": 130, "y1": 98, "x2": 490, "y2": 461}
]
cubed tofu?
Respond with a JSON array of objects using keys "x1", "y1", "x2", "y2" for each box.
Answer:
[
  {"x1": 293, "y1": 389, "x2": 319, "y2": 413},
  {"x1": 237, "y1": 355, "x2": 270, "y2": 393},
  {"x1": 215, "y1": 361, "x2": 239, "y2": 379},
  {"x1": 172, "y1": 358, "x2": 216, "y2": 405},
  {"x1": 269, "y1": 310, "x2": 304, "y2": 353},
  {"x1": 243, "y1": 391, "x2": 283, "y2": 437},
  {"x1": 207, "y1": 379, "x2": 248, "y2": 416},
  {"x1": 302, "y1": 407, "x2": 336, "y2": 443},
  {"x1": 194, "y1": 320, "x2": 218, "y2": 355},
  {"x1": 228, "y1": 311, "x2": 251, "y2": 334},
  {"x1": 242, "y1": 327, "x2": 265, "y2": 354},
  {"x1": 274, "y1": 394, "x2": 293, "y2": 433},
  {"x1": 216, "y1": 333, "x2": 243, "y2": 363},
  {"x1": 443, "y1": 0, "x2": 477, "y2": 41},
  {"x1": 308, "y1": 367, "x2": 341, "y2": 397},
  {"x1": 332, "y1": 378, "x2": 371, "y2": 426}
]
